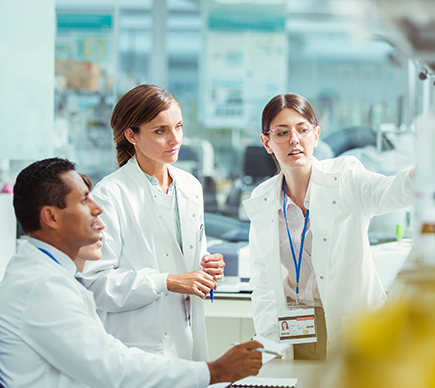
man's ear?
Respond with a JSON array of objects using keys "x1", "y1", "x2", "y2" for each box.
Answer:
[
  {"x1": 39, "y1": 206, "x2": 59, "y2": 230},
  {"x1": 260, "y1": 133, "x2": 274, "y2": 155}
]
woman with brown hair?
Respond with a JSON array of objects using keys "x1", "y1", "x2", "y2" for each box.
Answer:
[
  {"x1": 83, "y1": 84, "x2": 224, "y2": 362},
  {"x1": 243, "y1": 93, "x2": 414, "y2": 361}
]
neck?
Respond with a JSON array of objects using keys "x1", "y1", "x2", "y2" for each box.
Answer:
[
  {"x1": 136, "y1": 159, "x2": 172, "y2": 193},
  {"x1": 74, "y1": 258, "x2": 86, "y2": 272},
  {"x1": 29, "y1": 231, "x2": 80, "y2": 265},
  {"x1": 282, "y1": 165, "x2": 311, "y2": 213}
]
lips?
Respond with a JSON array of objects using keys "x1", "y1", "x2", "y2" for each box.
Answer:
[{"x1": 289, "y1": 150, "x2": 303, "y2": 156}]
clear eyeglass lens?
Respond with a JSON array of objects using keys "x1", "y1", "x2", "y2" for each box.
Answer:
[{"x1": 269, "y1": 126, "x2": 313, "y2": 143}]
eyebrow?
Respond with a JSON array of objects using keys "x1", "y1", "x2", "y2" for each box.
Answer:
[
  {"x1": 273, "y1": 121, "x2": 310, "y2": 128},
  {"x1": 150, "y1": 120, "x2": 183, "y2": 130}
]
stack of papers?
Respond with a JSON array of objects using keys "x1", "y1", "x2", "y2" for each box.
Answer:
[{"x1": 231, "y1": 377, "x2": 297, "y2": 387}]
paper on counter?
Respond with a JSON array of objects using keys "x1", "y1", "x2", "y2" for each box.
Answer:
[{"x1": 253, "y1": 334, "x2": 291, "y2": 364}]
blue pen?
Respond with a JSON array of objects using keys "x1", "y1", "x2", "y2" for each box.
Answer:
[{"x1": 210, "y1": 288, "x2": 214, "y2": 303}]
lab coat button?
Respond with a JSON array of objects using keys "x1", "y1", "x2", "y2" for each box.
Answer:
[
  {"x1": 334, "y1": 177, "x2": 337, "y2": 181},
  {"x1": 332, "y1": 200, "x2": 336, "y2": 205},
  {"x1": 164, "y1": 332, "x2": 168, "y2": 336},
  {"x1": 323, "y1": 238, "x2": 327, "y2": 242},
  {"x1": 320, "y1": 276, "x2": 324, "y2": 280},
  {"x1": 189, "y1": 245, "x2": 193, "y2": 249},
  {"x1": 264, "y1": 197, "x2": 267, "y2": 201},
  {"x1": 166, "y1": 253, "x2": 169, "y2": 257}
]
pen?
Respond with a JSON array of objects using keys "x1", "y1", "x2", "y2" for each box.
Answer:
[
  {"x1": 231, "y1": 343, "x2": 282, "y2": 356},
  {"x1": 210, "y1": 288, "x2": 214, "y2": 303},
  {"x1": 254, "y1": 348, "x2": 283, "y2": 356}
]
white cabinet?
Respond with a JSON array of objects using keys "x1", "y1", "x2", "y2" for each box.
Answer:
[{"x1": 204, "y1": 294, "x2": 256, "y2": 361}]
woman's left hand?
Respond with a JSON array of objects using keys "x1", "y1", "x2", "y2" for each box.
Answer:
[{"x1": 201, "y1": 253, "x2": 225, "y2": 284}]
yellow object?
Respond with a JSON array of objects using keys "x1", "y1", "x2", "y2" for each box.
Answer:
[{"x1": 331, "y1": 252, "x2": 435, "y2": 388}]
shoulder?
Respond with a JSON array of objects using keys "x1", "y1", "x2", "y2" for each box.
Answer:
[
  {"x1": 93, "y1": 162, "x2": 135, "y2": 198},
  {"x1": 250, "y1": 174, "x2": 281, "y2": 198},
  {"x1": 313, "y1": 155, "x2": 364, "y2": 174}
]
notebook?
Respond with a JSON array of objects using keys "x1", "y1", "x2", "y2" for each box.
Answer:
[{"x1": 230, "y1": 377, "x2": 297, "y2": 387}]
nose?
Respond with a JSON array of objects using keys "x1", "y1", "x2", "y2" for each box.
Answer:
[
  {"x1": 289, "y1": 129, "x2": 300, "y2": 145},
  {"x1": 168, "y1": 128, "x2": 182, "y2": 145},
  {"x1": 89, "y1": 195, "x2": 103, "y2": 216}
]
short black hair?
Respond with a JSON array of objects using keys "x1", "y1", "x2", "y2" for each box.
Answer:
[{"x1": 13, "y1": 158, "x2": 76, "y2": 234}]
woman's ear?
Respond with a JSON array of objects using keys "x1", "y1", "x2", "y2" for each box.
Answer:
[
  {"x1": 260, "y1": 133, "x2": 274, "y2": 155},
  {"x1": 124, "y1": 128, "x2": 136, "y2": 145},
  {"x1": 313, "y1": 125, "x2": 321, "y2": 148}
]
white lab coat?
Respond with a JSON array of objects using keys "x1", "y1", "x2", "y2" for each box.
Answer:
[
  {"x1": 243, "y1": 156, "x2": 414, "y2": 351},
  {"x1": 84, "y1": 156, "x2": 209, "y2": 361},
  {"x1": 0, "y1": 241, "x2": 208, "y2": 388}
]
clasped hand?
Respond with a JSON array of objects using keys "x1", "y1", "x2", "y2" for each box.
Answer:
[{"x1": 166, "y1": 253, "x2": 225, "y2": 299}]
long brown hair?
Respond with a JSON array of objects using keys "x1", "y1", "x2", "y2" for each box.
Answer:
[{"x1": 111, "y1": 84, "x2": 178, "y2": 167}]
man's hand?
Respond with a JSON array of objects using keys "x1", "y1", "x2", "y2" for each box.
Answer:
[
  {"x1": 201, "y1": 253, "x2": 225, "y2": 283},
  {"x1": 166, "y1": 271, "x2": 216, "y2": 299},
  {"x1": 207, "y1": 341, "x2": 263, "y2": 384}
]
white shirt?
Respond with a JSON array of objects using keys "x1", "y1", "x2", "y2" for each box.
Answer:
[
  {"x1": 278, "y1": 185, "x2": 322, "y2": 307},
  {"x1": 0, "y1": 239, "x2": 210, "y2": 388}
]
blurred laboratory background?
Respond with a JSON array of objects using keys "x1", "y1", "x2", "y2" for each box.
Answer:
[
  {"x1": 1, "y1": 0, "x2": 435, "y2": 365},
  {"x1": 2, "y1": 1, "x2": 435, "y2": 382}
]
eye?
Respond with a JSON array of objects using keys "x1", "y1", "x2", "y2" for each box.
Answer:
[
  {"x1": 298, "y1": 127, "x2": 310, "y2": 134},
  {"x1": 176, "y1": 123, "x2": 183, "y2": 131},
  {"x1": 276, "y1": 129, "x2": 289, "y2": 137},
  {"x1": 155, "y1": 129, "x2": 165, "y2": 135},
  {"x1": 81, "y1": 196, "x2": 88, "y2": 204}
]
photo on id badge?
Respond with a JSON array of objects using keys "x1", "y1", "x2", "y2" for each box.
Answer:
[{"x1": 278, "y1": 304, "x2": 317, "y2": 344}]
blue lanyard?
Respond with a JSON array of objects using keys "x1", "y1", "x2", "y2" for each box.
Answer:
[
  {"x1": 38, "y1": 248, "x2": 60, "y2": 265},
  {"x1": 282, "y1": 178, "x2": 310, "y2": 304}
]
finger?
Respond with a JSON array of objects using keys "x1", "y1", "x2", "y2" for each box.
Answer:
[
  {"x1": 202, "y1": 254, "x2": 224, "y2": 264},
  {"x1": 203, "y1": 267, "x2": 223, "y2": 276},
  {"x1": 243, "y1": 340, "x2": 263, "y2": 351},
  {"x1": 203, "y1": 261, "x2": 224, "y2": 269},
  {"x1": 199, "y1": 270, "x2": 215, "y2": 281},
  {"x1": 196, "y1": 280, "x2": 215, "y2": 294}
]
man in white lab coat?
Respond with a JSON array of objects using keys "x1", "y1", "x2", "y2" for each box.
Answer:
[{"x1": 0, "y1": 157, "x2": 262, "y2": 388}]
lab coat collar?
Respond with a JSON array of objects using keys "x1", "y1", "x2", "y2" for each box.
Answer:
[
  {"x1": 127, "y1": 156, "x2": 195, "y2": 200},
  {"x1": 28, "y1": 237, "x2": 78, "y2": 277}
]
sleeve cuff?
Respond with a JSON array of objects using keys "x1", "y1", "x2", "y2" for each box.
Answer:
[
  {"x1": 149, "y1": 273, "x2": 169, "y2": 294},
  {"x1": 197, "y1": 361, "x2": 211, "y2": 388}
]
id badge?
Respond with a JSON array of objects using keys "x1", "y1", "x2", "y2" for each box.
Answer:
[{"x1": 278, "y1": 304, "x2": 317, "y2": 344}]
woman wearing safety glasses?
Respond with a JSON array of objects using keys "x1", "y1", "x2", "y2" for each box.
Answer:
[{"x1": 243, "y1": 93, "x2": 414, "y2": 361}]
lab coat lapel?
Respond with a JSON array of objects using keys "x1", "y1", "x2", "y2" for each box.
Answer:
[
  {"x1": 173, "y1": 173, "x2": 200, "y2": 272},
  {"x1": 244, "y1": 174, "x2": 288, "y2": 305}
]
